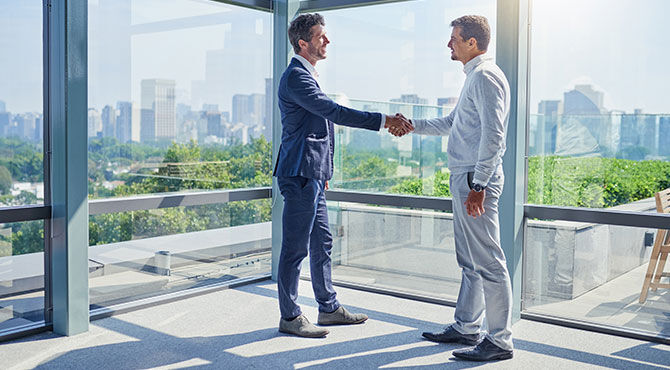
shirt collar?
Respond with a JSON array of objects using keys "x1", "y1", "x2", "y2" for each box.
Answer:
[
  {"x1": 294, "y1": 55, "x2": 319, "y2": 78},
  {"x1": 463, "y1": 54, "x2": 492, "y2": 74}
]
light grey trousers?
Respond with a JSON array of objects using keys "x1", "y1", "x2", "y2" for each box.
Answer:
[{"x1": 450, "y1": 165, "x2": 514, "y2": 350}]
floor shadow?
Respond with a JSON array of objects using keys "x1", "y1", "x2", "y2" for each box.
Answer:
[
  {"x1": 21, "y1": 281, "x2": 670, "y2": 369},
  {"x1": 610, "y1": 342, "x2": 670, "y2": 368}
]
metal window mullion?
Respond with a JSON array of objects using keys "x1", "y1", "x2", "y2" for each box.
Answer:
[
  {"x1": 212, "y1": 0, "x2": 273, "y2": 12},
  {"x1": 497, "y1": 0, "x2": 529, "y2": 323},
  {"x1": 42, "y1": 0, "x2": 53, "y2": 328},
  {"x1": 299, "y1": 0, "x2": 411, "y2": 12},
  {"x1": 271, "y1": 0, "x2": 300, "y2": 281},
  {"x1": 46, "y1": 0, "x2": 89, "y2": 336},
  {"x1": 524, "y1": 204, "x2": 670, "y2": 230},
  {"x1": 325, "y1": 190, "x2": 453, "y2": 212},
  {"x1": 0, "y1": 205, "x2": 51, "y2": 224},
  {"x1": 88, "y1": 187, "x2": 271, "y2": 215}
]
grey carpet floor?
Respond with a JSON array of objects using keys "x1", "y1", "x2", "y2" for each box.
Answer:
[{"x1": 1, "y1": 280, "x2": 668, "y2": 369}]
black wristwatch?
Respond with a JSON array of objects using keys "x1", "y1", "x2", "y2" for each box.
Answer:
[{"x1": 473, "y1": 183, "x2": 486, "y2": 192}]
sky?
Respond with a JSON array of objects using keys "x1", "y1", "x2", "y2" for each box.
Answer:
[{"x1": 2, "y1": 0, "x2": 670, "y2": 115}]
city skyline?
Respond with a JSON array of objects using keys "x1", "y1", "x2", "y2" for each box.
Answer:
[{"x1": 3, "y1": 1, "x2": 670, "y2": 115}]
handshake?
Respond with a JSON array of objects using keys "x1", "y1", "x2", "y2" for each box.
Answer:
[{"x1": 384, "y1": 113, "x2": 414, "y2": 137}]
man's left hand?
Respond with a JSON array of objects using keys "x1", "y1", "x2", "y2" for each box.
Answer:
[
  {"x1": 325, "y1": 181, "x2": 329, "y2": 190},
  {"x1": 465, "y1": 189, "x2": 485, "y2": 218}
]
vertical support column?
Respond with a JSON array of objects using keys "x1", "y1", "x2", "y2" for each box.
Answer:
[
  {"x1": 271, "y1": 0, "x2": 300, "y2": 280},
  {"x1": 497, "y1": 0, "x2": 530, "y2": 323},
  {"x1": 46, "y1": 0, "x2": 89, "y2": 335}
]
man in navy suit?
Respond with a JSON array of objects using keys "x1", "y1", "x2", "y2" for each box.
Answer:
[{"x1": 274, "y1": 13, "x2": 413, "y2": 338}]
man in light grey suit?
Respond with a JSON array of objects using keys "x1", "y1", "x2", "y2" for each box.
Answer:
[{"x1": 396, "y1": 15, "x2": 514, "y2": 362}]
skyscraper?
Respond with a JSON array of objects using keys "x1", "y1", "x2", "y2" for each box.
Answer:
[
  {"x1": 88, "y1": 108, "x2": 102, "y2": 138},
  {"x1": 535, "y1": 100, "x2": 562, "y2": 155},
  {"x1": 141, "y1": 79, "x2": 176, "y2": 142},
  {"x1": 0, "y1": 112, "x2": 10, "y2": 137},
  {"x1": 232, "y1": 93, "x2": 265, "y2": 135},
  {"x1": 264, "y1": 78, "x2": 273, "y2": 140},
  {"x1": 0, "y1": 100, "x2": 6, "y2": 113},
  {"x1": 563, "y1": 84, "x2": 604, "y2": 115},
  {"x1": 101, "y1": 105, "x2": 117, "y2": 138},
  {"x1": 659, "y1": 116, "x2": 670, "y2": 158},
  {"x1": 391, "y1": 94, "x2": 428, "y2": 105},
  {"x1": 116, "y1": 101, "x2": 140, "y2": 143}
]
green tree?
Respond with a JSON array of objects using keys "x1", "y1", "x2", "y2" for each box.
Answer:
[
  {"x1": 10, "y1": 221, "x2": 44, "y2": 255},
  {"x1": 0, "y1": 165, "x2": 12, "y2": 194}
]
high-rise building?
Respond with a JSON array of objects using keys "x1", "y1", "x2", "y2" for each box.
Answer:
[
  {"x1": 232, "y1": 93, "x2": 265, "y2": 136},
  {"x1": 232, "y1": 95, "x2": 248, "y2": 126},
  {"x1": 562, "y1": 85, "x2": 612, "y2": 155},
  {"x1": 437, "y1": 97, "x2": 458, "y2": 108},
  {"x1": 534, "y1": 100, "x2": 562, "y2": 155},
  {"x1": 205, "y1": 111, "x2": 222, "y2": 137},
  {"x1": 88, "y1": 108, "x2": 102, "y2": 138},
  {"x1": 101, "y1": 105, "x2": 117, "y2": 138},
  {"x1": 202, "y1": 104, "x2": 218, "y2": 112},
  {"x1": 0, "y1": 100, "x2": 6, "y2": 113},
  {"x1": 391, "y1": 94, "x2": 428, "y2": 105},
  {"x1": 116, "y1": 101, "x2": 140, "y2": 143},
  {"x1": 34, "y1": 115, "x2": 43, "y2": 143},
  {"x1": 141, "y1": 79, "x2": 176, "y2": 142},
  {"x1": 659, "y1": 116, "x2": 670, "y2": 158},
  {"x1": 264, "y1": 78, "x2": 273, "y2": 140},
  {"x1": 563, "y1": 84, "x2": 604, "y2": 115},
  {"x1": 0, "y1": 112, "x2": 10, "y2": 137},
  {"x1": 619, "y1": 109, "x2": 657, "y2": 157},
  {"x1": 15, "y1": 113, "x2": 37, "y2": 142}
]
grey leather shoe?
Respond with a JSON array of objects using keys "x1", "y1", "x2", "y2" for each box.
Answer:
[
  {"x1": 317, "y1": 306, "x2": 368, "y2": 325},
  {"x1": 452, "y1": 337, "x2": 513, "y2": 361},
  {"x1": 422, "y1": 325, "x2": 481, "y2": 345},
  {"x1": 279, "y1": 315, "x2": 329, "y2": 338}
]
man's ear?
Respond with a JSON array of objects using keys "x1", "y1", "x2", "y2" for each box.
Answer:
[
  {"x1": 298, "y1": 39, "x2": 308, "y2": 52},
  {"x1": 468, "y1": 37, "x2": 477, "y2": 49}
]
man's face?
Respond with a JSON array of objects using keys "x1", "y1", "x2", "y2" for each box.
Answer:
[
  {"x1": 305, "y1": 24, "x2": 329, "y2": 61},
  {"x1": 447, "y1": 27, "x2": 471, "y2": 63}
]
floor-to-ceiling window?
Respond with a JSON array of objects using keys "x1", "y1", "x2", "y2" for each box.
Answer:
[
  {"x1": 0, "y1": 0, "x2": 47, "y2": 335},
  {"x1": 298, "y1": 0, "x2": 498, "y2": 302},
  {"x1": 523, "y1": 0, "x2": 670, "y2": 340},
  {"x1": 86, "y1": 0, "x2": 273, "y2": 309}
]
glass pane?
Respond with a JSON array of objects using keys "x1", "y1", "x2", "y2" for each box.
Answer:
[
  {"x1": 87, "y1": 0, "x2": 273, "y2": 308},
  {"x1": 88, "y1": 200, "x2": 270, "y2": 309},
  {"x1": 523, "y1": 219, "x2": 669, "y2": 339},
  {"x1": 88, "y1": 0, "x2": 273, "y2": 199},
  {"x1": 0, "y1": 1, "x2": 44, "y2": 207},
  {"x1": 318, "y1": 0, "x2": 497, "y2": 195},
  {"x1": 528, "y1": 0, "x2": 670, "y2": 208},
  {"x1": 302, "y1": 202, "x2": 459, "y2": 301},
  {"x1": 0, "y1": 220, "x2": 45, "y2": 333}
]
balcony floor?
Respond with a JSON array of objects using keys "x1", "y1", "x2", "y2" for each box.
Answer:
[{"x1": 1, "y1": 279, "x2": 668, "y2": 369}]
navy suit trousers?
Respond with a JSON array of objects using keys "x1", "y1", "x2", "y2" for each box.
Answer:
[{"x1": 277, "y1": 176, "x2": 340, "y2": 319}]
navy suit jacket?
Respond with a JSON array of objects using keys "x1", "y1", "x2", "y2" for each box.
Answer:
[{"x1": 273, "y1": 58, "x2": 382, "y2": 181}]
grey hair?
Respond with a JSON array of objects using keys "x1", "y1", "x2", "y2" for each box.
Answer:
[
  {"x1": 451, "y1": 15, "x2": 491, "y2": 51},
  {"x1": 288, "y1": 13, "x2": 325, "y2": 54}
]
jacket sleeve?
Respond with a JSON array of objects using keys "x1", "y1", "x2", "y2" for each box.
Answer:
[
  {"x1": 412, "y1": 109, "x2": 455, "y2": 136},
  {"x1": 472, "y1": 72, "x2": 507, "y2": 186},
  {"x1": 286, "y1": 69, "x2": 381, "y2": 131}
]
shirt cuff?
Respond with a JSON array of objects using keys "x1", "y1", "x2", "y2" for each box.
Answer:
[
  {"x1": 380, "y1": 114, "x2": 386, "y2": 130},
  {"x1": 473, "y1": 172, "x2": 491, "y2": 187}
]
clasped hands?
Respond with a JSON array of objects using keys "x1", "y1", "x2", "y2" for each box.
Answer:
[{"x1": 384, "y1": 113, "x2": 414, "y2": 137}]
